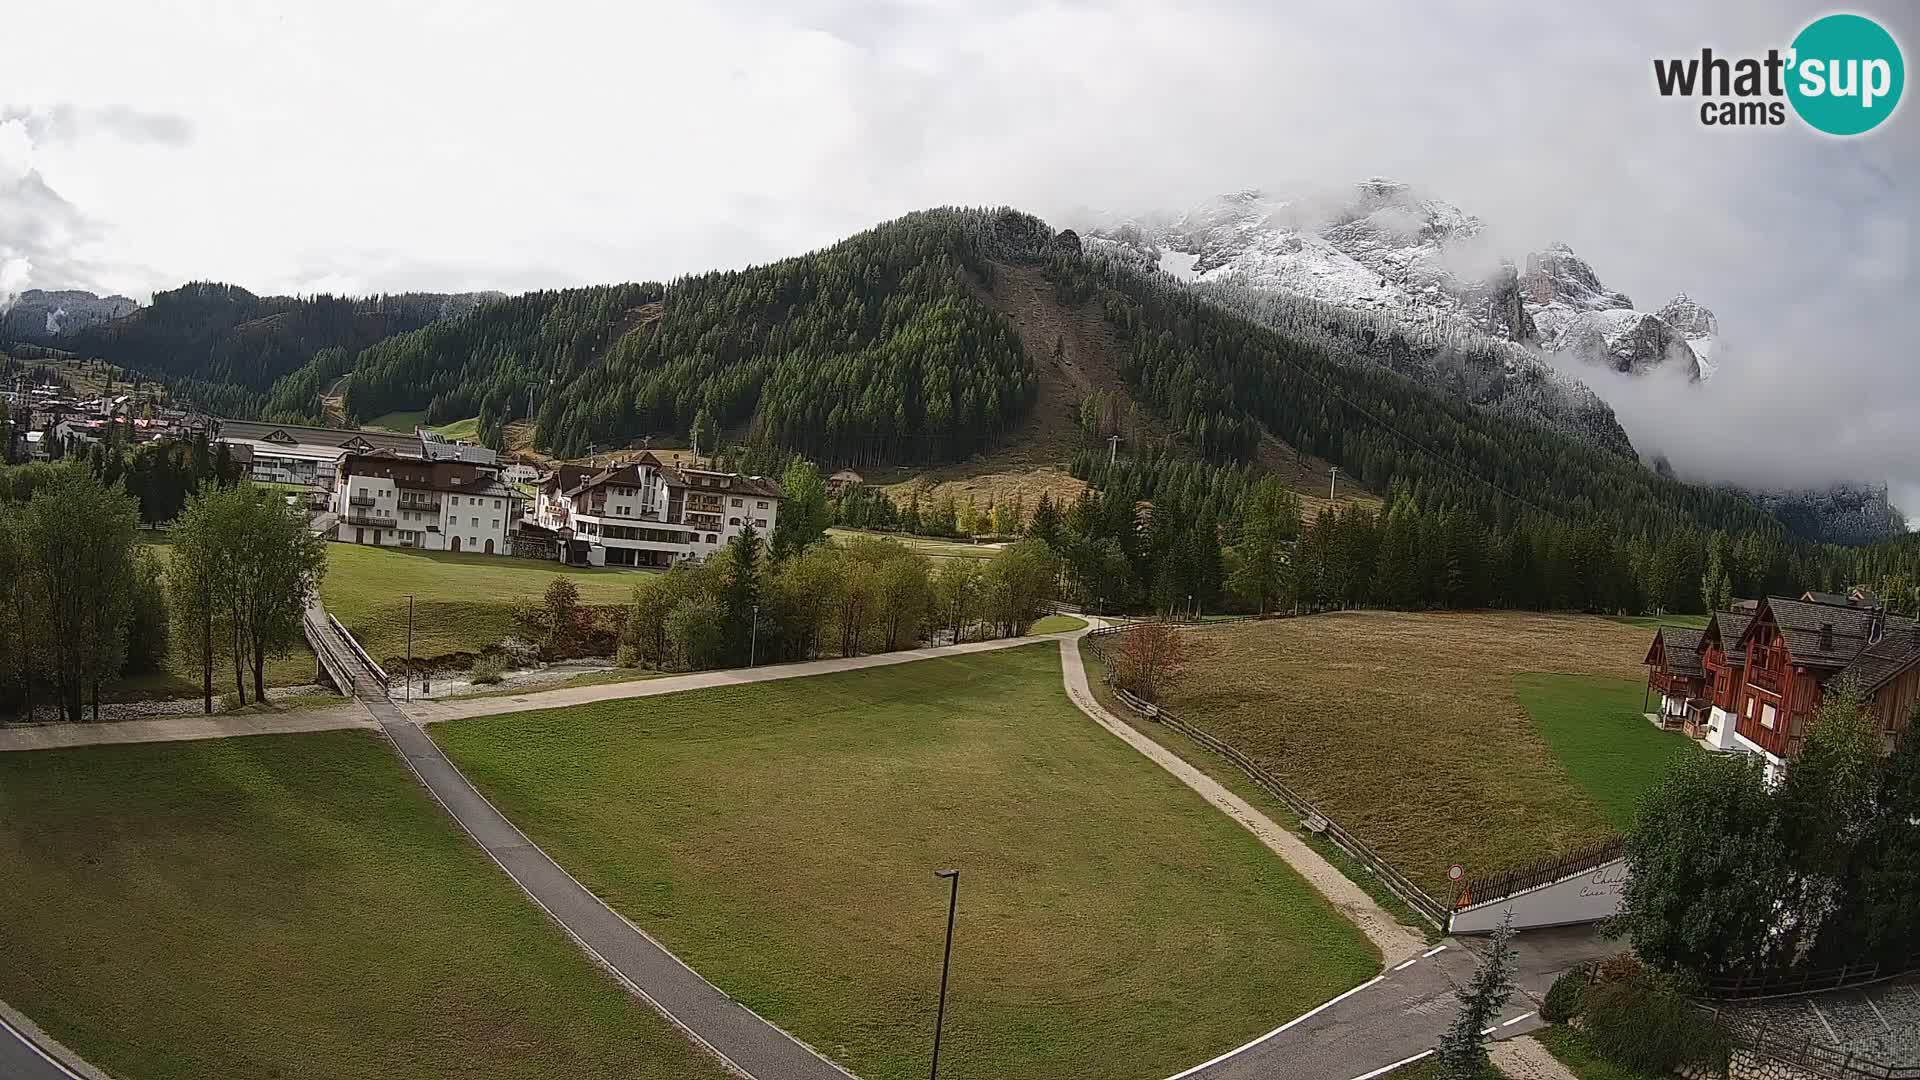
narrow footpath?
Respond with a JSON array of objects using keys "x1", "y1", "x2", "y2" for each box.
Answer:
[
  {"x1": 334, "y1": 625, "x2": 857, "y2": 1080},
  {"x1": 1059, "y1": 630, "x2": 1611, "y2": 1080}
]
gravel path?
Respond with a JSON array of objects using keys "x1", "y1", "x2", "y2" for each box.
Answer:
[{"x1": 1057, "y1": 632, "x2": 1426, "y2": 962}]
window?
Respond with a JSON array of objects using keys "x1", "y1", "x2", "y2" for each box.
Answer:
[
  {"x1": 754, "y1": 519, "x2": 767, "y2": 529},
  {"x1": 490, "y1": 520, "x2": 499, "y2": 530},
  {"x1": 756, "y1": 500, "x2": 768, "y2": 509},
  {"x1": 450, "y1": 496, "x2": 459, "y2": 506},
  {"x1": 1760, "y1": 703, "x2": 1777, "y2": 730},
  {"x1": 471, "y1": 517, "x2": 480, "y2": 527},
  {"x1": 493, "y1": 499, "x2": 501, "y2": 508},
  {"x1": 705, "y1": 533, "x2": 717, "y2": 543},
  {"x1": 729, "y1": 517, "x2": 741, "y2": 526},
  {"x1": 731, "y1": 497, "x2": 743, "y2": 507}
]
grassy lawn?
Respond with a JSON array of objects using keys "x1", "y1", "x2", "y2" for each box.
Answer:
[
  {"x1": 1515, "y1": 673, "x2": 1700, "y2": 832},
  {"x1": 1080, "y1": 640, "x2": 1442, "y2": 941},
  {"x1": 362, "y1": 409, "x2": 426, "y2": 432},
  {"x1": 1154, "y1": 612, "x2": 1651, "y2": 895},
  {"x1": 432, "y1": 415, "x2": 481, "y2": 441},
  {"x1": 319, "y1": 543, "x2": 638, "y2": 665},
  {"x1": 435, "y1": 644, "x2": 1380, "y2": 1080},
  {"x1": 827, "y1": 527, "x2": 1004, "y2": 560},
  {"x1": 1606, "y1": 614, "x2": 1710, "y2": 630},
  {"x1": 1533, "y1": 1026, "x2": 1665, "y2": 1080},
  {"x1": 1029, "y1": 613, "x2": 1087, "y2": 634},
  {"x1": 0, "y1": 731, "x2": 728, "y2": 1080}
]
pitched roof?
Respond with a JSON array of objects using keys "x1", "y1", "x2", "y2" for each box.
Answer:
[
  {"x1": 1836, "y1": 623, "x2": 1920, "y2": 695},
  {"x1": 214, "y1": 417, "x2": 419, "y2": 454},
  {"x1": 1649, "y1": 627, "x2": 1706, "y2": 677},
  {"x1": 1753, "y1": 597, "x2": 1918, "y2": 670},
  {"x1": 1702, "y1": 610, "x2": 1754, "y2": 663}
]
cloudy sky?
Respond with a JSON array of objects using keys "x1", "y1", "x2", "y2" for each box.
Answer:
[{"x1": 3, "y1": 0, "x2": 1915, "y2": 508}]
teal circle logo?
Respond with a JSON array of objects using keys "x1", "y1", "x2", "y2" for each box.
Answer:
[{"x1": 1787, "y1": 14, "x2": 1904, "y2": 135}]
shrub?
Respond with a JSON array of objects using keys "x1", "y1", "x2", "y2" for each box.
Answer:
[
  {"x1": 1581, "y1": 962, "x2": 1726, "y2": 1075},
  {"x1": 1540, "y1": 962, "x2": 1595, "y2": 1022},
  {"x1": 469, "y1": 655, "x2": 506, "y2": 685}
]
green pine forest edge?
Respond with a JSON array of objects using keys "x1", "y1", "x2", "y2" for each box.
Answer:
[{"x1": 11, "y1": 207, "x2": 1920, "y2": 609}]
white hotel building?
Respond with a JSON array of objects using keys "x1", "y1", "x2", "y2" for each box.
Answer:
[
  {"x1": 330, "y1": 448, "x2": 522, "y2": 555},
  {"x1": 527, "y1": 452, "x2": 781, "y2": 567}
]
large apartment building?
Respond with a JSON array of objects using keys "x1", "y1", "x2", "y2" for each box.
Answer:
[
  {"x1": 214, "y1": 418, "x2": 422, "y2": 487},
  {"x1": 526, "y1": 451, "x2": 781, "y2": 568},
  {"x1": 330, "y1": 449, "x2": 522, "y2": 555}
]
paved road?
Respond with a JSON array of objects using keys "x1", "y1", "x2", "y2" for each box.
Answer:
[
  {"x1": 1061, "y1": 628, "x2": 1616, "y2": 1080},
  {"x1": 409, "y1": 632, "x2": 1056, "y2": 724},
  {"x1": 318, "y1": 620, "x2": 854, "y2": 1080},
  {"x1": 0, "y1": 626, "x2": 1075, "y2": 753},
  {"x1": 0, "y1": 1004, "x2": 96, "y2": 1080}
]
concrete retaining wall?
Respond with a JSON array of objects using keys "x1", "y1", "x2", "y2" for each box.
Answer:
[{"x1": 1449, "y1": 857, "x2": 1628, "y2": 933}]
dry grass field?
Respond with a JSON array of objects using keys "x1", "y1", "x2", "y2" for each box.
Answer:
[{"x1": 1154, "y1": 611, "x2": 1653, "y2": 896}]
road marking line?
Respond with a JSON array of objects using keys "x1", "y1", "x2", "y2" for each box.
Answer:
[
  {"x1": 1422, "y1": 944, "x2": 1449, "y2": 958},
  {"x1": 1347, "y1": 1048, "x2": 1434, "y2": 1080},
  {"x1": 1502, "y1": 1011, "x2": 1535, "y2": 1026},
  {"x1": 0, "y1": 1011, "x2": 84, "y2": 1079},
  {"x1": 1392, "y1": 958, "x2": 1419, "y2": 971},
  {"x1": 1481, "y1": 1026, "x2": 1497, "y2": 1035},
  {"x1": 1162, "y1": 975, "x2": 1387, "y2": 1080}
]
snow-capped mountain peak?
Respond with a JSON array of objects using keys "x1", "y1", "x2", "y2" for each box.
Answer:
[{"x1": 1084, "y1": 181, "x2": 1718, "y2": 385}]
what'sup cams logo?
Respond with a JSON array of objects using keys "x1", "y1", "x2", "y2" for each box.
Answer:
[{"x1": 1654, "y1": 13, "x2": 1904, "y2": 135}]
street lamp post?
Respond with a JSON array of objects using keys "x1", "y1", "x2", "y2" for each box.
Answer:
[
  {"x1": 750, "y1": 602, "x2": 760, "y2": 667},
  {"x1": 930, "y1": 868, "x2": 960, "y2": 1080},
  {"x1": 405, "y1": 594, "x2": 415, "y2": 702}
]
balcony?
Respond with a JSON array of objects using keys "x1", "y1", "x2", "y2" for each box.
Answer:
[
  {"x1": 1748, "y1": 666, "x2": 1786, "y2": 695},
  {"x1": 348, "y1": 493, "x2": 378, "y2": 508},
  {"x1": 1648, "y1": 671, "x2": 1694, "y2": 695},
  {"x1": 398, "y1": 498, "x2": 442, "y2": 513},
  {"x1": 344, "y1": 509, "x2": 396, "y2": 527}
]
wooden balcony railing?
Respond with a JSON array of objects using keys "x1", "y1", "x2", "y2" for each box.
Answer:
[{"x1": 1748, "y1": 665, "x2": 1785, "y2": 694}]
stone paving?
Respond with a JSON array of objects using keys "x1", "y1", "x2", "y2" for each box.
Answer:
[{"x1": 1720, "y1": 976, "x2": 1920, "y2": 1067}]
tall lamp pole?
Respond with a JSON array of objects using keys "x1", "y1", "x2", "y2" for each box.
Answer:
[
  {"x1": 405, "y1": 595, "x2": 415, "y2": 702},
  {"x1": 930, "y1": 868, "x2": 960, "y2": 1080},
  {"x1": 750, "y1": 601, "x2": 760, "y2": 668}
]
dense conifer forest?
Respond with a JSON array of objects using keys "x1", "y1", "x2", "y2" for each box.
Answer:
[{"x1": 15, "y1": 205, "x2": 1918, "y2": 611}]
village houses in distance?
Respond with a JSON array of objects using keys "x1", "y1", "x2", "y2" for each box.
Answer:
[{"x1": 2, "y1": 380, "x2": 783, "y2": 569}]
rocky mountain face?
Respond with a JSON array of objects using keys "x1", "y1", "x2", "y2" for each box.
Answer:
[
  {"x1": 1745, "y1": 484, "x2": 1906, "y2": 546},
  {"x1": 0, "y1": 288, "x2": 138, "y2": 340},
  {"x1": 1084, "y1": 180, "x2": 1721, "y2": 388}
]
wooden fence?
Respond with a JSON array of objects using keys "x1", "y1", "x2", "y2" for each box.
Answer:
[
  {"x1": 1083, "y1": 623, "x2": 1453, "y2": 927},
  {"x1": 1451, "y1": 837, "x2": 1625, "y2": 911},
  {"x1": 1705, "y1": 949, "x2": 1920, "y2": 1000},
  {"x1": 1717, "y1": 1014, "x2": 1920, "y2": 1079}
]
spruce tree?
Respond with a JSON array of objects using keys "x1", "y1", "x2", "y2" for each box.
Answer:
[{"x1": 1437, "y1": 914, "x2": 1515, "y2": 1079}]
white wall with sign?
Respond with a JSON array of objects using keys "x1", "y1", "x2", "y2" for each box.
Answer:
[{"x1": 1448, "y1": 858, "x2": 1629, "y2": 934}]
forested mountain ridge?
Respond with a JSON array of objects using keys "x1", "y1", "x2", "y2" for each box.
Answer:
[
  {"x1": 7, "y1": 283, "x2": 502, "y2": 418},
  {"x1": 11, "y1": 207, "x2": 1836, "y2": 547},
  {"x1": 339, "y1": 211, "x2": 1049, "y2": 460}
]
